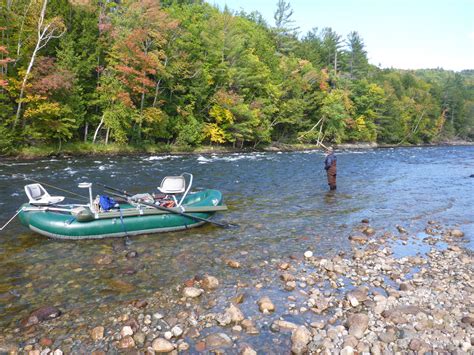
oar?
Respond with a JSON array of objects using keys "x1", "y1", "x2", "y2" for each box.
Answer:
[{"x1": 98, "y1": 183, "x2": 235, "y2": 229}]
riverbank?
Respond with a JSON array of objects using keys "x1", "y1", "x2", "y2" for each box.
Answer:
[
  {"x1": 2, "y1": 139, "x2": 474, "y2": 160},
  {"x1": 0, "y1": 221, "x2": 471, "y2": 354}
]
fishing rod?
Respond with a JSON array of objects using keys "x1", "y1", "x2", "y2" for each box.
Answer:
[{"x1": 98, "y1": 183, "x2": 236, "y2": 229}]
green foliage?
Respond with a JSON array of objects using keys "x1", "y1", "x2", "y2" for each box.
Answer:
[{"x1": 0, "y1": 0, "x2": 471, "y2": 153}]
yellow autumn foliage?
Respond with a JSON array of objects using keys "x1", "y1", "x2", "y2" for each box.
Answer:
[{"x1": 203, "y1": 123, "x2": 226, "y2": 143}]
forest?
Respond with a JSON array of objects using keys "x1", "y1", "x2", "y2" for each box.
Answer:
[{"x1": 0, "y1": 0, "x2": 473, "y2": 154}]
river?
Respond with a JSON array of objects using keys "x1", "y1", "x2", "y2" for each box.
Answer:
[{"x1": 0, "y1": 146, "x2": 473, "y2": 333}]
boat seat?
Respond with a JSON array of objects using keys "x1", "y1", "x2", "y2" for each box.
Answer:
[
  {"x1": 157, "y1": 173, "x2": 193, "y2": 207},
  {"x1": 24, "y1": 183, "x2": 65, "y2": 206},
  {"x1": 158, "y1": 176, "x2": 186, "y2": 194}
]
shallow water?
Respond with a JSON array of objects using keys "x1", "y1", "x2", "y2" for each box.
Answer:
[{"x1": 0, "y1": 146, "x2": 473, "y2": 329}]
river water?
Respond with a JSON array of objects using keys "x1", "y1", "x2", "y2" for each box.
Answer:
[{"x1": 0, "y1": 146, "x2": 473, "y2": 331}]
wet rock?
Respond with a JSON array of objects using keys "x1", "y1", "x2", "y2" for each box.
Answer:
[
  {"x1": 347, "y1": 313, "x2": 369, "y2": 339},
  {"x1": 182, "y1": 287, "x2": 203, "y2": 298},
  {"x1": 291, "y1": 325, "x2": 312, "y2": 354},
  {"x1": 280, "y1": 272, "x2": 295, "y2": 282},
  {"x1": 108, "y1": 279, "x2": 135, "y2": 293},
  {"x1": 363, "y1": 227, "x2": 375, "y2": 236},
  {"x1": 130, "y1": 299, "x2": 148, "y2": 308},
  {"x1": 178, "y1": 342, "x2": 190, "y2": 351},
  {"x1": 201, "y1": 275, "x2": 219, "y2": 290},
  {"x1": 0, "y1": 291, "x2": 17, "y2": 303},
  {"x1": 258, "y1": 296, "x2": 275, "y2": 313},
  {"x1": 195, "y1": 341, "x2": 206, "y2": 352},
  {"x1": 225, "y1": 259, "x2": 241, "y2": 268},
  {"x1": 118, "y1": 335, "x2": 135, "y2": 349},
  {"x1": 94, "y1": 254, "x2": 113, "y2": 265},
  {"x1": 279, "y1": 262, "x2": 290, "y2": 270},
  {"x1": 241, "y1": 319, "x2": 259, "y2": 335},
  {"x1": 461, "y1": 315, "x2": 474, "y2": 326},
  {"x1": 133, "y1": 332, "x2": 146, "y2": 346},
  {"x1": 348, "y1": 234, "x2": 368, "y2": 244},
  {"x1": 240, "y1": 344, "x2": 257, "y2": 355},
  {"x1": 121, "y1": 318, "x2": 138, "y2": 334},
  {"x1": 125, "y1": 250, "x2": 138, "y2": 259},
  {"x1": 450, "y1": 229, "x2": 464, "y2": 238},
  {"x1": 204, "y1": 333, "x2": 233, "y2": 350},
  {"x1": 285, "y1": 281, "x2": 297, "y2": 291},
  {"x1": 304, "y1": 250, "x2": 313, "y2": 258},
  {"x1": 91, "y1": 326, "x2": 104, "y2": 341},
  {"x1": 231, "y1": 293, "x2": 245, "y2": 304},
  {"x1": 272, "y1": 320, "x2": 299, "y2": 331},
  {"x1": 310, "y1": 296, "x2": 330, "y2": 313},
  {"x1": 21, "y1": 306, "x2": 61, "y2": 327},
  {"x1": 361, "y1": 218, "x2": 369, "y2": 223},
  {"x1": 396, "y1": 225, "x2": 407, "y2": 233},
  {"x1": 225, "y1": 303, "x2": 245, "y2": 324},
  {"x1": 152, "y1": 338, "x2": 175, "y2": 353},
  {"x1": 39, "y1": 337, "x2": 53, "y2": 347}
]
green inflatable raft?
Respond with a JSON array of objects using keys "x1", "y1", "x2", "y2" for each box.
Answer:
[
  {"x1": 18, "y1": 189, "x2": 226, "y2": 240},
  {"x1": 18, "y1": 176, "x2": 227, "y2": 240}
]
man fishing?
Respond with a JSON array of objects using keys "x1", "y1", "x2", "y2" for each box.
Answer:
[{"x1": 324, "y1": 147, "x2": 337, "y2": 190}]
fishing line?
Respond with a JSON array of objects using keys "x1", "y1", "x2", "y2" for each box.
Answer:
[{"x1": 17, "y1": 174, "x2": 88, "y2": 202}]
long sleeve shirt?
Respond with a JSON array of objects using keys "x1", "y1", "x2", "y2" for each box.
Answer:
[{"x1": 324, "y1": 153, "x2": 336, "y2": 171}]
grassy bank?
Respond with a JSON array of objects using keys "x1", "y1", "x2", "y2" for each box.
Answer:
[{"x1": 4, "y1": 140, "x2": 473, "y2": 160}]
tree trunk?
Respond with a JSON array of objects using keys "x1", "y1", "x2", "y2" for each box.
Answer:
[
  {"x1": 83, "y1": 122, "x2": 89, "y2": 142},
  {"x1": 14, "y1": 44, "x2": 40, "y2": 127},
  {"x1": 93, "y1": 114, "x2": 105, "y2": 143},
  {"x1": 105, "y1": 127, "x2": 110, "y2": 145}
]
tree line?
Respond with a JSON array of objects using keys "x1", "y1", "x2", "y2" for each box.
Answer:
[{"x1": 0, "y1": 0, "x2": 473, "y2": 153}]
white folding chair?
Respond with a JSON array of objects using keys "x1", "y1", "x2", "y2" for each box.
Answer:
[{"x1": 24, "y1": 183, "x2": 65, "y2": 206}]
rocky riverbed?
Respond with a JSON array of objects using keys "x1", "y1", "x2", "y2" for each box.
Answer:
[{"x1": 0, "y1": 220, "x2": 472, "y2": 354}]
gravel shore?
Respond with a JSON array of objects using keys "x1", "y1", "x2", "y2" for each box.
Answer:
[{"x1": 0, "y1": 221, "x2": 472, "y2": 354}]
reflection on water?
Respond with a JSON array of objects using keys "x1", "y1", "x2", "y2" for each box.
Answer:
[{"x1": 0, "y1": 146, "x2": 473, "y2": 328}]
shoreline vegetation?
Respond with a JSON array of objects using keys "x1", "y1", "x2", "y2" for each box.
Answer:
[
  {"x1": 1, "y1": 139, "x2": 472, "y2": 160},
  {"x1": 1, "y1": 1, "x2": 473, "y2": 156},
  {"x1": 0, "y1": 221, "x2": 472, "y2": 353}
]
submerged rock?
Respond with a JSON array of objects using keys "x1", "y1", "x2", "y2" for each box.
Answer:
[
  {"x1": 201, "y1": 275, "x2": 219, "y2": 290},
  {"x1": 225, "y1": 259, "x2": 241, "y2": 268},
  {"x1": 91, "y1": 326, "x2": 104, "y2": 341},
  {"x1": 225, "y1": 303, "x2": 245, "y2": 324},
  {"x1": 258, "y1": 296, "x2": 275, "y2": 313},
  {"x1": 152, "y1": 338, "x2": 174, "y2": 353},
  {"x1": 21, "y1": 306, "x2": 61, "y2": 328},
  {"x1": 182, "y1": 287, "x2": 203, "y2": 298},
  {"x1": 204, "y1": 333, "x2": 233, "y2": 350}
]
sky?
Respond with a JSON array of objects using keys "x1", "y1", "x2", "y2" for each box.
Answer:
[{"x1": 207, "y1": 0, "x2": 474, "y2": 71}]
